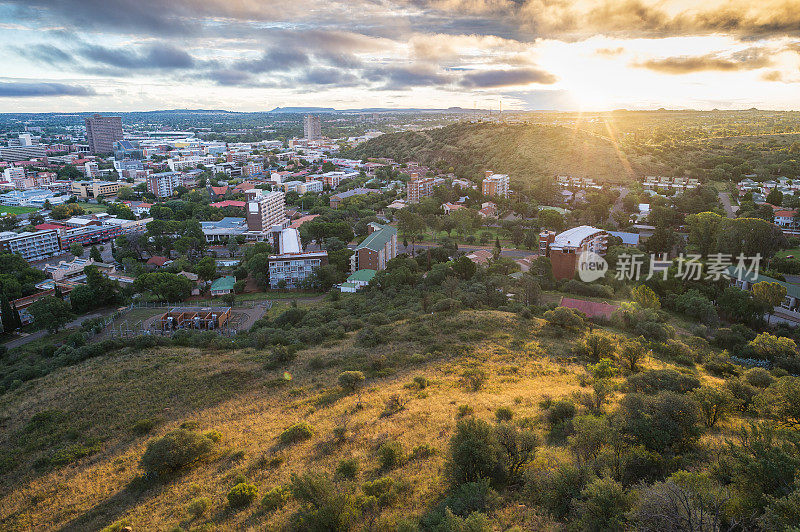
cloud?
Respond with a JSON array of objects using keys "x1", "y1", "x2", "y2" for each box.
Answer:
[
  {"x1": 298, "y1": 68, "x2": 360, "y2": 86},
  {"x1": 634, "y1": 51, "x2": 771, "y2": 74},
  {"x1": 0, "y1": 82, "x2": 96, "y2": 97},
  {"x1": 595, "y1": 47, "x2": 624, "y2": 57},
  {"x1": 13, "y1": 44, "x2": 74, "y2": 66},
  {"x1": 459, "y1": 67, "x2": 557, "y2": 87},
  {"x1": 234, "y1": 48, "x2": 310, "y2": 73},
  {"x1": 79, "y1": 43, "x2": 195, "y2": 70}
]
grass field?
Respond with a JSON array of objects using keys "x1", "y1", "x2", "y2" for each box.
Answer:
[
  {"x1": 0, "y1": 206, "x2": 38, "y2": 215},
  {"x1": 0, "y1": 303, "x2": 749, "y2": 531}
]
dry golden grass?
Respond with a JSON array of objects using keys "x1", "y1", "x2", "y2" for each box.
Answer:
[{"x1": 0, "y1": 308, "x2": 742, "y2": 531}]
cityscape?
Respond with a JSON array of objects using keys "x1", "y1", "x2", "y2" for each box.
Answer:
[{"x1": 1, "y1": 1, "x2": 800, "y2": 531}]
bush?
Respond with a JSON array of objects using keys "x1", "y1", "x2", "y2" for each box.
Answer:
[
  {"x1": 626, "y1": 369, "x2": 701, "y2": 395},
  {"x1": 618, "y1": 392, "x2": 702, "y2": 453},
  {"x1": 362, "y1": 476, "x2": 396, "y2": 507},
  {"x1": 457, "y1": 404, "x2": 474, "y2": 418},
  {"x1": 227, "y1": 482, "x2": 258, "y2": 509},
  {"x1": 691, "y1": 385, "x2": 738, "y2": 427},
  {"x1": 572, "y1": 476, "x2": 631, "y2": 531},
  {"x1": 460, "y1": 368, "x2": 488, "y2": 391},
  {"x1": 279, "y1": 422, "x2": 314, "y2": 445},
  {"x1": 187, "y1": 497, "x2": 210, "y2": 519},
  {"x1": 579, "y1": 331, "x2": 618, "y2": 362},
  {"x1": 442, "y1": 479, "x2": 496, "y2": 517},
  {"x1": 335, "y1": 458, "x2": 359, "y2": 479},
  {"x1": 448, "y1": 417, "x2": 501, "y2": 485},
  {"x1": 290, "y1": 472, "x2": 361, "y2": 531},
  {"x1": 495, "y1": 406, "x2": 513, "y2": 422},
  {"x1": 140, "y1": 429, "x2": 216, "y2": 478},
  {"x1": 744, "y1": 367, "x2": 775, "y2": 388},
  {"x1": 545, "y1": 399, "x2": 576, "y2": 427},
  {"x1": 261, "y1": 486, "x2": 290, "y2": 512},
  {"x1": 543, "y1": 307, "x2": 585, "y2": 333},
  {"x1": 653, "y1": 339, "x2": 697, "y2": 366},
  {"x1": 131, "y1": 417, "x2": 161, "y2": 435},
  {"x1": 378, "y1": 441, "x2": 405, "y2": 470},
  {"x1": 525, "y1": 463, "x2": 588, "y2": 520},
  {"x1": 410, "y1": 443, "x2": 438, "y2": 460}
]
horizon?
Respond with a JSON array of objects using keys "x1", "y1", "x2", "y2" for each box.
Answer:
[{"x1": 1, "y1": 1, "x2": 800, "y2": 113}]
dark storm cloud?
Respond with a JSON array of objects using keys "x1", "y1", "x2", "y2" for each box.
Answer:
[
  {"x1": 0, "y1": 82, "x2": 96, "y2": 97},
  {"x1": 459, "y1": 67, "x2": 557, "y2": 88},
  {"x1": 234, "y1": 48, "x2": 310, "y2": 74},
  {"x1": 634, "y1": 51, "x2": 771, "y2": 74}
]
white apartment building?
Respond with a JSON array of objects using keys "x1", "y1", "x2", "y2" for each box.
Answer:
[
  {"x1": 0, "y1": 229, "x2": 62, "y2": 262},
  {"x1": 246, "y1": 190, "x2": 288, "y2": 232},
  {"x1": 147, "y1": 171, "x2": 182, "y2": 198},
  {"x1": 482, "y1": 171, "x2": 510, "y2": 198},
  {"x1": 3, "y1": 167, "x2": 25, "y2": 182}
]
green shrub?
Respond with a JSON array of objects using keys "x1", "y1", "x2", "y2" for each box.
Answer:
[
  {"x1": 626, "y1": 369, "x2": 701, "y2": 395},
  {"x1": 335, "y1": 458, "x2": 359, "y2": 479},
  {"x1": 495, "y1": 406, "x2": 513, "y2": 422},
  {"x1": 261, "y1": 486, "x2": 290, "y2": 512},
  {"x1": 140, "y1": 429, "x2": 216, "y2": 478},
  {"x1": 290, "y1": 472, "x2": 361, "y2": 530},
  {"x1": 441, "y1": 479, "x2": 496, "y2": 517},
  {"x1": 131, "y1": 417, "x2": 161, "y2": 435},
  {"x1": 744, "y1": 367, "x2": 775, "y2": 388},
  {"x1": 525, "y1": 463, "x2": 588, "y2": 520},
  {"x1": 362, "y1": 476, "x2": 396, "y2": 507},
  {"x1": 448, "y1": 417, "x2": 500, "y2": 485},
  {"x1": 457, "y1": 404, "x2": 474, "y2": 418},
  {"x1": 378, "y1": 441, "x2": 405, "y2": 470},
  {"x1": 460, "y1": 368, "x2": 488, "y2": 391},
  {"x1": 545, "y1": 399, "x2": 576, "y2": 427},
  {"x1": 187, "y1": 497, "x2": 210, "y2": 519},
  {"x1": 413, "y1": 375, "x2": 429, "y2": 389},
  {"x1": 410, "y1": 443, "x2": 438, "y2": 460},
  {"x1": 279, "y1": 422, "x2": 314, "y2": 445},
  {"x1": 227, "y1": 482, "x2": 258, "y2": 508}
]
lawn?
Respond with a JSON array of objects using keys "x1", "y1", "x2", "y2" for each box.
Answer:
[
  {"x1": 0, "y1": 206, "x2": 38, "y2": 215},
  {"x1": 775, "y1": 247, "x2": 800, "y2": 259},
  {"x1": 75, "y1": 202, "x2": 108, "y2": 214}
]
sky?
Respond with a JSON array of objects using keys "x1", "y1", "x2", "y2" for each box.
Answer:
[{"x1": 0, "y1": 0, "x2": 799, "y2": 112}]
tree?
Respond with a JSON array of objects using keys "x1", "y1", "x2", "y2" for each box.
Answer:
[
  {"x1": 89, "y1": 245, "x2": 102, "y2": 262},
  {"x1": 751, "y1": 281, "x2": 787, "y2": 322},
  {"x1": 755, "y1": 377, "x2": 800, "y2": 428},
  {"x1": 194, "y1": 256, "x2": 217, "y2": 282},
  {"x1": 134, "y1": 272, "x2": 193, "y2": 302},
  {"x1": 573, "y1": 477, "x2": 631, "y2": 532},
  {"x1": 447, "y1": 417, "x2": 501, "y2": 485},
  {"x1": 692, "y1": 385, "x2": 737, "y2": 427},
  {"x1": 452, "y1": 255, "x2": 477, "y2": 280},
  {"x1": 28, "y1": 296, "x2": 73, "y2": 333},
  {"x1": 749, "y1": 332, "x2": 798, "y2": 363},
  {"x1": 767, "y1": 188, "x2": 784, "y2": 206},
  {"x1": 580, "y1": 330, "x2": 618, "y2": 362},
  {"x1": 397, "y1": 210, "x2": 426, "y2": 255},
  {"x1": 0, "y1": 291, "x2": 16, "y2": 334},
  {"x1": 117, "y1": 186, "x2": 136, "y2": 201},
  {"x1": 518, "y1": 274, "x2": 541, "y2": 306},
  {"x1": 538, "y1": 209, "x2": 564, "y2": 231},
  {"x1": 620, "y1": 338, "x2": 647, "y2": 373},
  {"x1": 69, "y1": 242, "x2": 84, "y2": 257},
  {"x1": 338, "y1": 371, "x2": 365, "y2": 406},
  {"x1": 246, "y1": 253, "x2": 270, "y2": 291},
  {"x1": 631, "y1": 285, "x2": 660, "y2": 309},
  {"x1": 630, "y1": 471, "x2": 729, "y2": 532}
]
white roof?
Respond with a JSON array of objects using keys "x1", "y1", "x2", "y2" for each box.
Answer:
[
  {"x1": 279, "y1": 228, "x2": 302, "y2": 254},
  {"x1": 552, "y1": 225, "x2": 604, "y2": 249}
]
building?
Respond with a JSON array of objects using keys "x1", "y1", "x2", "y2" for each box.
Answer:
[
  {"x1": 85, "y1": 114, "x2": 124, "y2": 154},
  {"x1": 2, "y1": 166, "x2": 25, "y2": 182},
  {"x1": 407, "y1": 174, "x2": 436, "y2": 203},
  {"x1": 159, "y1": 306, "x2": 231, "y2": 331},
  {"x1": 0, "y1": 144, "x2": 46, "y2": 162},
  {"x1": 280, "y1": 180, "x2": 323, "y2": 194},
  {"x1": 303, "y1": 115, "x2": 322, "y2": 140},
  {"x1": 201, "y1": 217, "x2": 248, "y2": 242},
  {"x1": 545, "y1": 226, "x2": 608, "y2": 280},
  {"x1": 329, "y1": 187, "x2": 377, "y2": 208},
  {"x1": 482, "y1": 171, "x2": 510, "y2": 198},
  {"x1": 339, "y1": 269, "x2": 376, "y2": 292},
  {"x1": 210, "y1": 276, "x2": 236, "y2": 296},
  {"x1": 268, "y1": 251, "x2": 328, "y2": 289},
  {"x1": 350, "y1": 222, "x2": 397, "y2": 272},
  {"x1": 147, "y1": 171, "x2": 182, "y2": 198},
  {"x1": 245, "y1": 190, "x2": 288, "y2": 232},
  {"x1": 317, "y1": 170, "x2": 358, "y2": 189},
  {"x1": 0, "y1": 229, "x2": 61, "y2": 262},
  {"x1": 71, "y1": 179, "x2": 122, "y2": 199},
  {"x1": 43, "y1": 257, "x2": 97, "y2": 281}
]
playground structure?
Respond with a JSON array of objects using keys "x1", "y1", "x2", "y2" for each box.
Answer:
[{"x1": 158, "y1": 306, "x2": 231, "y2": 331}]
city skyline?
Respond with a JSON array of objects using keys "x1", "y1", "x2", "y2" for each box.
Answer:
[{"x1": 1, "y1": 0, "x2": 799, "y2": 112}]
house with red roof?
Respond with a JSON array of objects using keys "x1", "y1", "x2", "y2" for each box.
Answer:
[
  {"x1": 146, "y1": 256, "x2": 172, "y2": 268},
  {"x1": 210, "y1": 200, "x2": 246, "y2": 209},
  {"x1": 210, "y1": 185, "x2": 229, "y2": 197},
  {"x1": 559, "y1": 297, "x2": 619, "y2": 320}
]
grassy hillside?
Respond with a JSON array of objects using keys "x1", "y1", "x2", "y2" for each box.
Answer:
[
  {"x1": 0, "y1": 297, "x2": 768, "y2": 531},
  {"x1": 345, "y1": 123, "x2": 638, "y2": 185}
]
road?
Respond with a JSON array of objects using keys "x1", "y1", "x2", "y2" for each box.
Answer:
[
  {"x1": 397, "y1": 242, "x2": 537, "y2": 259},
  {"x1": 718, "y1": 192, "x2": 737, "y2": 219},
  {"x1": 607, "y1": 186, "x2": 630, "y2": 225},
  {"x1": 3, "y1": 310, "x2": 115, "y2": 350}
]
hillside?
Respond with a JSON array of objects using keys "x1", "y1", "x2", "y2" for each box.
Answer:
[
  {"x1": 1, "y1": 284, "x2": 795, "y2": 531},
  {"x1": 345, "y1": 123, "x2": 638, "y2": 185}
]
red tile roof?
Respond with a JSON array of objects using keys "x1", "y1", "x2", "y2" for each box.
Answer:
[
  {"x1": 146, "y1": 256, "x2": 170, "y2": 267},
  {"x1": 210, "y1": 200, "x2": 246, "y2": 209},
  {"x1": 210, "y1": 186, "x2": 229, "y2": 196},
  {"x1": 290, "y1": 214, "x2": 320, "y2": 229},
  {"x1": 35, "y1": 223, "x2": 66, "y2": 231},
  {"x1": 559, "y1": 297, "x2": 619, "y2": 319}
]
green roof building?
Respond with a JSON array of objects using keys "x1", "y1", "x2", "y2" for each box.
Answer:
[
  {"x1": 210, "y1": 275, "x2": 236, "y2": 295},
  {"x1": 350, "y1": 223, "x2": 398, "y2": 272}
]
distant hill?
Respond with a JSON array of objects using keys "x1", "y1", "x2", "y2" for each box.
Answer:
[{"x1": 345, "y1": 122, "x2": 637, "y2": 184}]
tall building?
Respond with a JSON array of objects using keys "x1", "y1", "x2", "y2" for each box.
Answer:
[
  {"x1": 0, "y1": 145, "x2": 46, "y2": 162},
  {"x1": 407, "y1": 173, "x2": 436, "y2": 203},
  {"x1": 85, "y1": 114, "x2": 124, "y2": 155},
  {"x1": 350, "y1": 223, "x2": 398, "y2": 272},
  {"x1": 147, "y1": 171, "x2": 182, "y2": 198},
  {"x1": 245, "y1": 190, "x2": 289, "y2": 232},
  {"x1": 303, "y1": 115, "x2": 322, "y2": 140},
  {"x1": 267, "y1": 228, "x2": 328, "y2": 289},
  {"x1": 481, "y1": 171, "x2": 510, "y2": 198}
]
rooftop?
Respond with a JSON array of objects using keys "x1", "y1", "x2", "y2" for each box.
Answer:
[
  {"x1": 355, "y1": 223, "x2": 397, "y2": 252},
  {"x1": 347, "y1": 269, "x2": 377, "y2": 283},
  {"x1": 552, "y1": 225, "x2": 605, "y2": 249},
  {"x1": 210, "y1": 275, "x2": 236, "y2": 292}
]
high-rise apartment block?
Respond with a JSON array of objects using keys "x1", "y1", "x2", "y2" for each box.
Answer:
[
  {"x1": 245, "y1": 190, "x2": 288, "y2": 232},
  {"x1": 85, "y1": 114, "x2": 124, "y2": 154},
  {"x1": 481, "y1": 171, "x2": 510, "y2": 198},
  {"x1": 406, "y1": 173, "x2": 436, "y2": 203},
  {"x1": 303, "y1": 115, "x2": 322, "y2": 140},
  {"x1": 147, "y1": 172, "x2": 182, "y2": 198}
]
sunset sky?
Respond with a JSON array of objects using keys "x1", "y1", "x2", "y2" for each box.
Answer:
[{"x1": 1, "y1": 0, "x2": 799, "y2": 112}]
